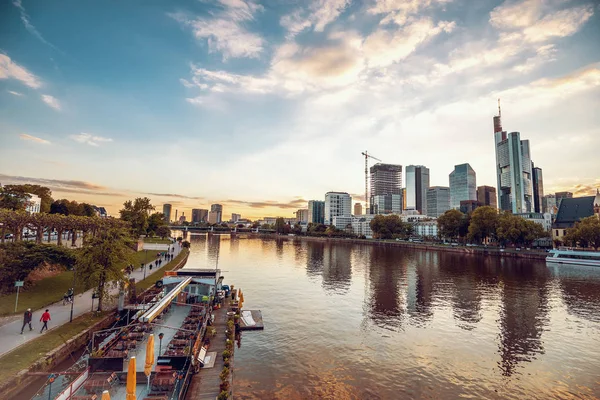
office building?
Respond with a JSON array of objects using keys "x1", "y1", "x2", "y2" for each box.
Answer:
[
  {"x1": 427, "y1": 186, "x2": 450, "y2": 218},
  {"x1": 370, "y1": 163, "x2": 402, "y2": 213},
  {"x1": 197, "y1": 209, "x2": 208, "y2": 223},
  {"x1": 178, "y1": 213, "x2": 186, "y2": 224},
  {"x1": 413, "y1": 220, "x2": 439, "y2": 238},
  {"x1": 351, "y1": 215, "x2": 376, "y2": 238},
  {"x1": 331, "y1": 215, "x2": 353, "y2": 230},
  {"x1": 354, "y1": 203, "x2": 362, "y2": 216},
  {"x1": 208, "y1": 211, "x2": 221, "y2": 224},
  {"x1": 210, "y1": 204, "x2": 223, "y2": 224},
  {"x1": 460, "y1": 200, "x2": 481, "y2": 214},
  {"x1": 191, "y1": 209, "x2": 202, "y2": 224},
  {"x1": 542, "y1": 194, "x2": 557, "y2": 214},
  {"x1": 231, "y1": 213, "x2": 241, "y2": 223},
  {"x1": 532, "y1": 164, "x2": 544, "y2": 213},
  {"x1": 477, "y1": 186, "x2": 497, "y2": 208},
  {"x1": 25, "y1": 195, "x2": 41, "y2": 214},
  {"x1": 372, "y1": 194, "x2": 402, "y2": 214},
  {"x1": 555, "y1": 192, "x2": 573, "y2": 208},
  {"x1": 493, "y1": 104, "x2": 534, "y2": 213},
  {"x1": 405, "y1": 165, "x2": 430, "y2": 215},
  {"x1": 162, "y1": 204, "x2": 172, "y2": 223},
  {"x1": 295, "y1": 209, "x2": 308, "y2": 223},
  {"x1": 449, "y1": 163, "x2": 477, "y2": 209},
  {"x1": 324, "y1": 192, "x2": 352, "y2": 225},
  {"x1": 308, "y1": 200, "x2": 325, "y2": 224}
]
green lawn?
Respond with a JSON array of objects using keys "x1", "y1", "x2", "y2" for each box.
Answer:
[
  {"x1": 0, "y1": 312, "x2": 106, "y2": 387},
  {"x1": 143, "y1": 237, "x2": 172, "y2": 244},
  {"x1": 0, "y1": 271, "x2": 82, "y2": 317},
  {"x1": 136, "y1": 248, "x2": 189, "y2": 292}
]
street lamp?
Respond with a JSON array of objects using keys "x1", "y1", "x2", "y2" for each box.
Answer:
[
  {"x1": 159, "y1": 332, "x2": 164, "y2": 355},
  {"x1": 69, "y1": 266, "x2": 76, "y2": 323},
  {"x1": 47, "y1": 374, "x2": 56, "y2": 400},
  {"x1": 141, "y1": 262, "x2": 146, "y2": 280}
]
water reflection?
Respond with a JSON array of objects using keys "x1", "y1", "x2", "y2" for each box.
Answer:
[
  {"x1": 367, "y1": 248, "x2": 406, "y2": 329},
  {"x1": 322, "y1": 244, "x2": 352, "y2": 293},
  {"x1": 550, "y1": 265, "x2": 600, "y2": 323},
  {"x1": 306, "y1": 242, "x2": 324, "y2": 278}
]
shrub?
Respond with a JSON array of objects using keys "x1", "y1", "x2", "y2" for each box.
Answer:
[
  {"x1": 219, "y1": 367, "x2": 230, "y2": 381},
  {"x1": 222, "y1": 349, "x2": 231, "y2": 359},
  {"x1": 217, "y1": 390, "x2": 229, "y2": 400},
  {"x1": 224, "y1": 357, "x2": 230, "y2": 368}
]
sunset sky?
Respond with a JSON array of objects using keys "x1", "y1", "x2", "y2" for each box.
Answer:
[{"x1": 1, "y1": 0, "x2": 599, "y2": 220}]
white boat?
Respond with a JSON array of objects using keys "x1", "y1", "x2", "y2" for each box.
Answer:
[{"x1": 546, "y1": 250, "x2": 600, "y2": 267}]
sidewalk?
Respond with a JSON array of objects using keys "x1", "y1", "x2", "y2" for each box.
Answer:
[{"x1": 0, "y1": 241, "x2": 183, "y2": 357}]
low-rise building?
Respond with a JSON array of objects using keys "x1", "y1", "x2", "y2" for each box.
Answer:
[
  {"x1": 351, "y1": 215, "x2": 376, "y2": 238},
  {"x1": 552, "y1": 191, "x2": 600, "y2": 242},
  {"x1": 231, "y1": 213, "x2": 241, "y2": 223},
  {"x1": 515, "y1": 212, "x2": 552, "y2": 231},
  {"x1": 25, "y1": 195, "x2": 41, "y2": 214},
  {"x1": 331, "y1": 215, "x2": 353, "y2": 230},
  {"x1": 413, "y1": 220, "x2": 438, "y2": 238}
]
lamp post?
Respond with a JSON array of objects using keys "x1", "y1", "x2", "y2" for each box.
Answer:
[
  {"x1": 69, "y1": 266, "x2": 76, "y2": 323},
  {"x1": 47, "y1": 374, "x2": 56, "y2": 400},
  {"x1": 159, "y1": 332, "x2": 164, "y2": 355},
  {"x1": 141, "y1": 262, "x2": 146, "y2": 280}
]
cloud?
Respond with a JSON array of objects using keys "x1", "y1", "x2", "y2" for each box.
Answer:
[
  {"x1": 225, "y1": 198, "x2": 309, "y2": 209},
  {"x1": 8, "y1": 90, "x2": 23, "y2": 96},
  {"x1": 144, "y1": 193, "x2": 205, "y2": 200},
  {"x1": 369, "y1": 0, "x2": 452, "y2": 26},
  {"x1": 12, "y1": 0, "x2": 61, "y2": 51},
  {"x1": 69, "y1": 133, "x2": 113, "y2": 146},
  {"x1": 170, "y1": 0, "x2": 264, "y2": 60},
  {"x1": 280, "y1": 0, "x2": 350, "y2": 37},
  {"x1": 41, "y1": 94, "x2": 61, "y2": 110},
  {"x1": 0, "y1": 54, "x2": 42, "y2": 88},
  {"x1": 19, "y1": 133, "x2": 50, "y2": 144},
  {"x1": 0, "y1": 174, "x2": 106, "y2": 190}
]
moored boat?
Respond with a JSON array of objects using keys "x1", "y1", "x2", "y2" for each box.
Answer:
[{"x1": 546, "y1": 250, "x2": 600, "y2": 267}]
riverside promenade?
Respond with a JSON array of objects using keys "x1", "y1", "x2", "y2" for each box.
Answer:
[{"x1": 0, "y1": 242, "x2": 183, "y2": 357}]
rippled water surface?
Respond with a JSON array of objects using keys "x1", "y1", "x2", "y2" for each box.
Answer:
[{"x1": 182, "y1": 234, "x2": 600, "y2": 399}]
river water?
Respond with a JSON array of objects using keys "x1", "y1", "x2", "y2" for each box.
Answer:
[{"x1": 182, "y1": 234, "x2": 600, "y2": 399}]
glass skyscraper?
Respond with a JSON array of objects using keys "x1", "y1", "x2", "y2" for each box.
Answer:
[
  {"x1": 449, "y1": 163, "x2": 477, "y2": 209},
  {"x1": 370, "y1": 163, "x2": 402, "y2": 214},
  {"x1": 405, "y1": 165, "x2": 430, "y2": 215},
  {"x1": 308, "y1": 200, "x2": 325, "y2": 224},
  {"x1": 427, "y1": 186, "x2": 450, "y2": 217}
]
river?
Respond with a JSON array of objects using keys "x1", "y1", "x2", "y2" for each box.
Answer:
[{"x1": 180, "y1": 233, "x2": 600, "y2": 399}]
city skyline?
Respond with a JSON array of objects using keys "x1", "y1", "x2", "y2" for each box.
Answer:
[{"x1": 1, "y1": 0, "x2": 599, "y2": 219}]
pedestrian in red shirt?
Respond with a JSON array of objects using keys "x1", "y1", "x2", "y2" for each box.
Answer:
[{"x1": 40, "y1": 309, "x2": 51, "y2": 333}]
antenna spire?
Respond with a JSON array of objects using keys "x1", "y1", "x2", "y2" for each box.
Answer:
[{"x1": 498, "y1": 98, "x2": 501, "y2": 117}]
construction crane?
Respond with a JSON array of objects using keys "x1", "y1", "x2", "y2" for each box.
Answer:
[{"x1": 361, "y1": 151, "x2": 381, "y2": 214}]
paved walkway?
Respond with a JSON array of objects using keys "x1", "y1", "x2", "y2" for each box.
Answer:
[{"x1": 0, "y1": 241, "x2": 183, "y2": 357}]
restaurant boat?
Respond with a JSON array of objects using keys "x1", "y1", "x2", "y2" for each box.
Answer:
[
  {"x1": 546, "y1": 250, "x2": 600, "y2": 267},
  {"x1": 33, "y1": 268, "x2": 225, "y2": 400}
]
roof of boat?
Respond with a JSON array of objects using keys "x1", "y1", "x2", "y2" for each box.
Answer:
[{"x1": 549, "y1": 250, "x2": 600, "y2": 256}]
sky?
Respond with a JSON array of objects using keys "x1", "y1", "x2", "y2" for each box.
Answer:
[{"x1": 0, "y1": 0, "x2": 599, "y2": 220}]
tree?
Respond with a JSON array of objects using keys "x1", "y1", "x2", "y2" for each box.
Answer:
[
  {"x1": 76, "y1": 228, "x2": 134, "y2": 311},
  {"x1": 156, "y1": 225, "x2": 171, "y2": 239},
  {"x1": 467, "y1": 206, "x2": 499, "y2": 243},
  {"x1": 0, "y1": 186, "x2": 31, "y2": 211},
  {"x1": 496, "y1": 213, "x2": 548, "y2": 247},
  {"x1": 292, "y1": 223, "x2": 303, "y2": 235},
  {"x1": 437, "y1": 209, "x2": 463, "y2": 241},
  {"x1": 370, "y1": 215, "x2": 412, "y2": 239},
  {"x1": 0, "y1": 209, "x2": 29, "y2": 241},
  {"x1": 274, "y1": 217, "x2": 286, "y2": 234},
  {"x1": 147, "y1": 212, "x2": 167, "y2": 236},
  {"x1": 119, "y1": 197, "x2": 155, "y2": 236},
  {"x1": 13, "y1": 184, "x2": 53, "y2": 213},
  {"x1": 566, "y1": 216, "x2": 600, "y2": 250}
]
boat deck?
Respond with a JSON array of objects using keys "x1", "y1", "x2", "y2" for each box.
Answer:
[{"x1": 239, "y1": 309, "x2": 264, "y2": 331}]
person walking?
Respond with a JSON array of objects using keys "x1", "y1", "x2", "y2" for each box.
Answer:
[
  {"x1": 40, "y1": 309, "x2": 51, "y2": 333},
  {"x1": 20, "y1": 308, "x2": 33, "y2": 334}
]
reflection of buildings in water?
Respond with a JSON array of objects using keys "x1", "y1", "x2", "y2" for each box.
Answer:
[
  {"x1": 321, "y1": 244, "x2": 352, "y2": 293},
  {"x1": 275, "y1": 238, "x2": 284, "y2": 259},
  {"x1": 306, "y1": 242, "x2": 325, "y2": 277},
  {"x1": 450, "y1": 275, "x2": 482, "y2": 330},
  {"x1": 229, "y1": 236, "x2": 239, "y2": 254},
  {"x1": 553, "y1": 266, "x2": 600, "y2": 323},
  {"x1": 367, "y1": 249, "x2": 406, "y2": 329},
  {"x1": 207, "y1": 234, "x2": 221, "y2": 265},
  {"x1": 497, "y1": 268, "x2": 550, "y2": 377},
  {"x1": 406, "y1": 261, "x2": 435, "y2": 325},
  {"x1": 292, "y1": 240, "x2": 306, "y2": 265}
]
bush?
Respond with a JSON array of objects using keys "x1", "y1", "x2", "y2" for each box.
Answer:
[
  {"x1": 222, "y1": 349, "x2": 231, "y2": 359},
  {"x1": 182, "y1": 240, "x2": 191, "y2": 248},
  {"x1": 217, "y1": 390, "x2": 229, "y2": 400},
  {"x1": 224, "y1": 357, "x2": 230, "y2": 368},
  {"x1": 219, "y1": 367, "x2": 230, "y2": 381}
]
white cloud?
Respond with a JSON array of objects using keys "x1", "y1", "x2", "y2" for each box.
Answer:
[
  {"x1": 368, "y1": 0, "x2": 452, "y2": 25},
  {"x1": 19, "y1": 133, "x2": 50, "y2": 144},
  {"x1": 41, "y1": 94, "x2": 61, "y2": 110},
  {"x1": 170, "y1": 0, "x2": 264, "y2": 60},
  {"x1": 12, "y1": 0, "x2": 60, "y2": 51},
  {"x1": 8, "y1": 90, "x2": 23, "y2": 96},
  {"x1": 0, "y1": 54, "x2": 41, "y2": 88},
  {"x1": 69, "y1": 133, "x2": 113, "y2": 147},
  {"x1": 280, "y1": 0, "x2": 350, "y2": 37}
]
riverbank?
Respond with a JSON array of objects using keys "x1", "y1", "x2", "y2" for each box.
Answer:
[{"x1": 251, "y1": 233, "x2": 548, "y2": 260}]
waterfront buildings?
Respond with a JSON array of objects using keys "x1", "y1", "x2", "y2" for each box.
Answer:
[
  {"x1": 493, "y1": 107, "x2": 534, "y2": 213},
  {"x1": 231, "y1": 213, "x2": 241, "y2": 223},
  {"x1": 372, "y1": 194, "x2": 403, "y2": 214},
  {"x1": 449, "y1": 163, "x2": 477, "y2": 209},
  {"x1": 308, "y1": 200, "x2": 325, "y2": 224},
  {"x1": 354, "y1": 203, "x2": 362, "y2": 215},
  {"x1": 427, "y1": 186, "x2": 450, "y2": 218},
  {"x1": 24, "y1": 195, "x2": 41, "y2": 214},
  {"x1": 178, "y1": 213, "x2": 186, "y2": 224},
  {"x1": 405, "y1": 165, "x2": 430, "y2": 215},
  {"x1": 413, "y1": 220, "x2": 439, "y2": 238},
  {"x1": 543, "y1": 194, "x2": 557, "y2": 214},
  {"x1": 208, "y1": 211, "x2": 221, "y2": 224},
  {"x1": 515, "y1": 212, "x2": 552, "y2": 231},
  {"x1": 532, "y1": 165, "x2": 544, "y2": 213},
  {"x1": 210, "y1": 204, "x2": 223, "y2": 224},
  {"x1": 351, "y1": 214, "x2": 376, "y2": 238},
  {"x1": 295, "y1": 209, "x2": 308, "y2": 223},
  {"x1": 324, "y1": 192, "x2": 352, "y2": 226},
  {"x1": 191, "y1": 209, "x2": 201, "y2": 224},
  {"x1": 162, "y1": 204, "x2": 172, "y2": 223},
  {"x1": 552, "y1": 191, "x2": 600, "y2": 242},
  {"x1": 370, "y1": 163, "x2": 402, "y2": 213},
  {"x1": 477, "y1": 186, "x2": 497, "y2": 208},
  {"x1": 331, "y1": 215, "x2": 353, "y2": 230}
]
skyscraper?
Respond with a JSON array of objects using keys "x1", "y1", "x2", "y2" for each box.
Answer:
[
  {"x1": 191, "y1": 209, "x2": 201, "y2": 224},
  {"x1": 405, "y1": 165, "x2": 430, "y2": 215},
  {"x1": 371, "y1": 194, "x2": 403, "y2": 214},
  {"x1": 449, "y1": 163, "x2": 477, "y2": 209},
  {"x1": 324, "y1": 192, "x2": 352, "y2": 225},
  {"x1": 543, "y1": 194, "x2": 557, "y2": 214},
  {"x1": 210, "y1": 204, "x2": 223, "y2": 224},
  {"x1": 427, "y1": 186, "x2": 450, "y2": 218},
  {"x1": 493, "y1": 103, "x2": 534, "y2": 213},
  {"x1": 354, "y1": 203, "x2": 362, "y2": 215},
  {"x1": 162, "y1": 204, "x2": 172, "y2": 223},
  {"x1": 477, "y1": 186, "x2": 498, "y2": 208},
  {"x1": 370, "y1": 163, "x2": 402, "y2": 215},
  {"x1": 532, "y1": 164, "x2": 544, "y2": 213},
  {"x1": 308, "y1": 200, "x2": 325, "y2": 224},
  {"x1": 231, "y1": 213, "x2": 241, "y2": 222},
  {"x1": 295, "y1": 209, "x2": 308, "y2": 223}
]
